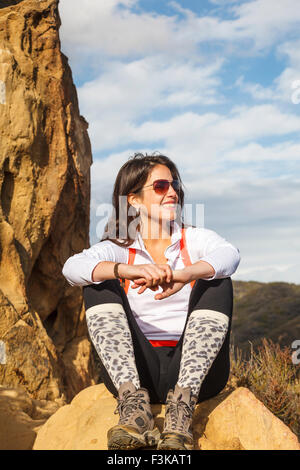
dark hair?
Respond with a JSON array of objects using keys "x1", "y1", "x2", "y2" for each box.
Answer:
[{"x1": 100, "y1": 152, "x2": 190, "y2": 247}]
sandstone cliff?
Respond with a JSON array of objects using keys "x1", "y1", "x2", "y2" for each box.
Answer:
[{"x1": 0, "y1": 0, "x2": 96, "y2": 403}]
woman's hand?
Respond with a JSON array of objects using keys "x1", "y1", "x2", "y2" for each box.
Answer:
[
  {"x1": 154, "y1": 279, "x2": 187, "y2": 300},
  {"x1": 119, "y1": 263, "x2": 173, "y2": 291},
  {"x1": 131, "y1": 268, "x2": 192, "y2": 299}
]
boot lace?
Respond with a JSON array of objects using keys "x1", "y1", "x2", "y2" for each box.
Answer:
[
  {"x1": 114, "y1": 391, "x2": 147, "y2": 421},
  {"x1": 165, "y1": 397, "x2": 194, "y2": 433}
]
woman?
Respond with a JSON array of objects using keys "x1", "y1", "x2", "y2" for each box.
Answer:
[{"x1": 62, "y1": 153, "x2": 241, "y2": 450}]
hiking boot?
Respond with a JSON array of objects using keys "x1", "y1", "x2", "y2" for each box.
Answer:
[
  {"x1": 157, "y1": 383, "x2": 198, "y2": 450},
  {"x1": 107, "y1": 381, "x2": 160, "y2": 450}
]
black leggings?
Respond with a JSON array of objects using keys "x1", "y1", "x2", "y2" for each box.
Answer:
[{"x1": 83, "y1": 277, "x2": 233, "y2": 404}]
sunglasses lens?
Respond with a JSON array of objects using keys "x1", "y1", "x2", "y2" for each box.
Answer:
[
  {"x1": 153, "y1": 180, "x2": 170, "y2": 194},
  {"x1": 171, "y1": 180, "x2": 180, "y2": 192},
  {"x1": 153, "y1": 179, "x2": 181, "y2": 194}
]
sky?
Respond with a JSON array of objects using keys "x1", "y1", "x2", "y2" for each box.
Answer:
[{"x1": 58, "y1": 0, "x2": 300, "y2": 284}]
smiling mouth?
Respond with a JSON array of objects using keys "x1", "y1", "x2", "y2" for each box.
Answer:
[{"x1": 162, "y1": 200, "x2": 177, "y2": 205}]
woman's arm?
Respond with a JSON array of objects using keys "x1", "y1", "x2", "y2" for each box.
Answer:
[
  {"x1": 62, "y1": 242, "x2": 173, "y2": 287},
  {"x1": 190, "y1": 227, "x2": 241, "y2": 280},
  {"x1": 172, "y1": 260, "x2": 216, "y2": 283},
  {"x1": 62, "y1": 241, "x2": 127, "y2": 286},
  {"x1": 92, "y1": 261, "x2": 173, "y2": 285}
]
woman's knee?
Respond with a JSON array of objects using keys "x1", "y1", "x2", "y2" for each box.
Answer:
[
  {"x1": 189, "y1": 277, "x2": 233, "y2": 319},
  {"x1": 198, "y1": 276, "x2": 233, "y2": 294},
  {"x1": 83, "y1": 280, "x2": 124, "y2": 310}
]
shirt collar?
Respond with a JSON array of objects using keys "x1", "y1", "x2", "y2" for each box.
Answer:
[{"x1": 129, "y1": 220, "x2": 182, "y2": 252}]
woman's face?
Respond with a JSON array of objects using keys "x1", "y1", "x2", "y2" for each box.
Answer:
[{"x1": 131, "y1": 164, "x2": 180, "y2": 224}]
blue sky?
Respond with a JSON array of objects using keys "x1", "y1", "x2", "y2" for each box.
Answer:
[{"x1": 58, "y1": 0, "x2": 300, "y2": 284}]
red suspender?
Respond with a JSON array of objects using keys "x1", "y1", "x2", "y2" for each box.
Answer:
[
  {"x1": 119, "y1": 248, "x2": 136, "y2": 294},
  {"x1": 120, "y1": 228, "x2": 195, "y2": 295},
  {"x1": 180, "y1": 227, "x2": 196, "y2": 290}
]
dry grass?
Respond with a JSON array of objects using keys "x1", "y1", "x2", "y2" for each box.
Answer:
[{"x1": 229, "y1": 338, "x2": 300, "y2": 438}]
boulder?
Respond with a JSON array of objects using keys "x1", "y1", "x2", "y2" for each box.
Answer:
[
  {"x1": 0, "y1": 385, "x2": 60, "y2": 450},
  {"x1": 33, "y1": 384, "x2": 300, "y2": 450},
  {"x1": 197, "y1": 387, "x2": 300, "y2": 450}
]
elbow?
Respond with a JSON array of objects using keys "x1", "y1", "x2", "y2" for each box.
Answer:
[
  {"x1": 216, "y1": 246, "x2": 241, "y2": 278},
  {"x1": 61, "y1": 256, "x2": 97, "y2": 287},
  {"x1": 62, "y1": 259, "x2": 77, "y2": 287},
  {"x1": 62, "y1": 261, "x2": 72, "y2": 286},
  {"x1": 231, "y1": 247, "x2": 241, "y2": 275},
  {"x1": 62, "y1": 260, "x2": 68, "y2": 280},
  {"x1": 235, "y1": 247, "x2": 241, "y2": 268}
]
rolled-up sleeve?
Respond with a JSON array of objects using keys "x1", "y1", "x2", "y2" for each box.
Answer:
[
  {"x1": 190, "y1": 228, "x2": 241, "y2": 280},
  {"x1": 62, "y1": 241, "x2": 127, "y2": 287}
]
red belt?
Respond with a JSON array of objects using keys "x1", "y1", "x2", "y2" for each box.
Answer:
[{"x1": 149, "y1": 340, "x2": 178, "y2": 347}]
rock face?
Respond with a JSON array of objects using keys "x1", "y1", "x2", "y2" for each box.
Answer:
[
  {"x1": 0, "y1": 0, "x2": 96, "y2": 402},
  {"x1": 197, "y1": 387, "x2": 300, "y2": 450},
  {"x1": 32, "y1": 384, "x2": 300, "y2": 451},
  {"x1": 0, "y1": 384, "x2": 59, "y2": 450}
]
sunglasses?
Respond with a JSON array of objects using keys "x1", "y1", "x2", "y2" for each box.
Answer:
[{"x1": 136, "y1": 179, "x2": 181, "y2": 195}]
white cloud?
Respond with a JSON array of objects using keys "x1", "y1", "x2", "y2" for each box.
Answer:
[
  {"x1": 224, "y1": 141, "x2": 300, "y2": 162},
  {"x1": 177, "y1": 0, "x2": 300, "y2": 53},
  {"x1": 78, "y1": 56, "x2": 223, "y2": 121},
  {"x1": 235, "y1": 76, "x2": 277, "y2": 101},
  {"x1": 59, "y1": 0, "x2": 196, "y2": 60},
  {"x1": 59, "y1": 0, "x2": 300, "y2": 63},
  {"x1": 209, "y1": 0, "x2": 241, "y2": 4},
  {"x1": 233, "y1": 263, "x2": 300, "y2": 284},
  {"x1": 274, "y1": 40, "x2": 300, "y2": 102},
  {"x1": 91, "y1": 149, "x2": 131, "y2": 191},
  {"x1": 85, "y1": 103, "x2": 300, "y2": 159},
  {"x1": 228, "y1": 0, "x2": 300, "y2": 50},
  {"x1": 278, "y1": 40, "x2": 300, "y2": 69},
  {"x1": 77, "y1": 56, "x2": 224, "y2": 151},
  {"x1": 236, "y1": 39, "x2": 300, "y2": 103}
]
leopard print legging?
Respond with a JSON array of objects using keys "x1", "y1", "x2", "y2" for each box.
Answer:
[
  {"x1": 177, "y1": 309, "x2": 229, "y2": 395},
  {"x1": 86, "y1": 303, "x2": 141, "y2": 390},
  {"x1": 86, "y1": 304, "x2": 229, "y2": 397}
]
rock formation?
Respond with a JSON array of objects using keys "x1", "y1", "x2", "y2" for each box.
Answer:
[
  {"x1": 0, "y1": 0, "x2": 96, "y2": 403},
  {"x1": 196, "y1": 387, "x2": 300, "y2": 450},
  {"x1": 0, "y1": 384, "x2": 59, "y2": 450},
  {"x1": 32, "y1": 384, "x2": 300, "y2": 451}
]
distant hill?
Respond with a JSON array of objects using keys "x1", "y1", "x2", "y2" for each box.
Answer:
[{"x1": 231, "y1": 280, "x2": 300, "y2": 355}]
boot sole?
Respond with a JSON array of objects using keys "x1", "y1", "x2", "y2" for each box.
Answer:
[
  {"x1": 107, "y1": 425, "x2": 161, "y2": 450},
  {"x1": 157, "y1": 432, "x2": 194, "y2": 451}
]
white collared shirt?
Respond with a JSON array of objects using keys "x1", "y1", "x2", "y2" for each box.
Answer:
[{"x1": 62, "y1": 222, "x2": 241, "y2": 340}]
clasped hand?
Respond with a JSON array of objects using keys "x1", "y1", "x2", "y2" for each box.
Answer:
[{"x1": 126, "y1": 263, "x2": 191, "y2": 300}]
